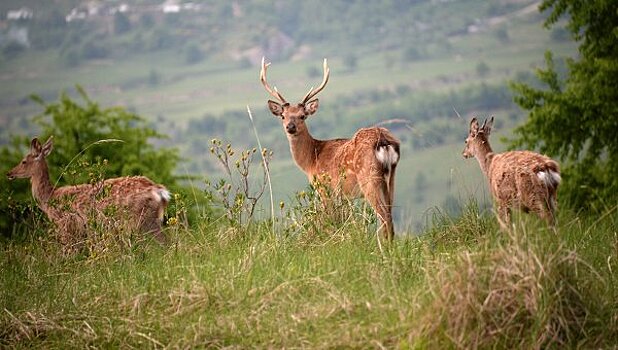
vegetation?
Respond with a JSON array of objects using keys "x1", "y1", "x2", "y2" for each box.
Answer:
[
  {"x1": 509, "y1": 0, "x2": 618, "y2": 211},
  {"x1": 0, "y1": 199, "x2": 615, "y2": 348}
]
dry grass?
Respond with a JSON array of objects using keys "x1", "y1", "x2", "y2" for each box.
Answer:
[
  {"x1": 417, "y1": 225, "x2": 603, "y2": 349},
  {"x1": 0, "y1": 202, "x2": 616, "y2": 348}
]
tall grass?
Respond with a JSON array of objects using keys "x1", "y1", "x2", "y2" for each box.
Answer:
[{"x1": 1, "y1": 200, "x2": 616, "y2": 348}]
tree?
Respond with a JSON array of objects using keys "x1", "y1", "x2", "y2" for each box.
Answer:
[
  {"x1": 148, "y1": 69, "x2": 161, "y2": 86},
  {"x1": 0, "y1": 87, "x2": 186, "y2": 236},
  {"x1": 185, "y1": 44, "x2": 205, "y2": 64},
  {"x1": 114, "y1": 12, "x2": 131, "y2": 35},
  {"x1": 2, "y1": 41, "x2": 26, "y2": 59},
  {"x1": 343, "y1": 53, "x2": 358, "y2": 72},
  {"x1": 476, "y1": 61, "x2": 490, "y2": 77},
  {"x1": 494, "y1": 27, "x2": 510, "y2": 44},
  {"x1": 509, "y1": 0, "x2": 618, "y2": 211}
]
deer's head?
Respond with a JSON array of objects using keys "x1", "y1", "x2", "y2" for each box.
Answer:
[
  {"x1": 462, "y1": 117, "x2": 493, "y2": 159},
  {"x1": 261, "y1": 57, "x2": 329, "y2": 136},
  {"x1": 7, "y1": 137, "x2": 53, "y2": 180}
]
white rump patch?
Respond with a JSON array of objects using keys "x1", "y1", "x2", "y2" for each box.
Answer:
[
  {"x1": 375, "y1": 145, "x2": 399, "y2": 166},
  {"x1": 152, "y1": 189, "x2": 171, "y2": 202},
  {"x1": 537, "y1": 170, "x2": 561, "y2": 187}
]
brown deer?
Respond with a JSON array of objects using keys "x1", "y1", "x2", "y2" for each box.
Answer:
[
  {"x1": 260, "y1": 57, "x2": 400, "y2": 240},
  {"x1": 7, "y1": 137, "x2": 170, "y2": 245},
  {"x1": 462, "y1": 117, "x2": 561, "y2": 229}
]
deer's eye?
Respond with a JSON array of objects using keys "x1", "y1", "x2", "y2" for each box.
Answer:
[
  {"x1": 300, "y1": 116, "x2": 306, "y2": 120},
  {"x1": 21, "y1": 160, "x2": 26, "y2": 164}
]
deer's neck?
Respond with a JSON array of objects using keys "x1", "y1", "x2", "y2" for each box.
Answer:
[
  {"x1": 30, "y1": 163, "x2": 55, "y2": 208},
  {"x1": 474, "y1": 141, "x2": 495, "y2": 177},
  {"x1": 288, "y1": 130, "x2": 319, "y2": 174}
]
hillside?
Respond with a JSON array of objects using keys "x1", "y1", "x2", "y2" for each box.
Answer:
[{"x1": 0, "y1": 0, "x2": 577, "y2": 227}]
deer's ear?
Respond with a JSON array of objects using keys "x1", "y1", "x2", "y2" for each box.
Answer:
[
  {"x1": 469, "y1": 118, "x2": 480, "y2": 136},
  {"x1": 483, "y1": 116, "x2": 494, "y2": 135},
  {"x1": 30, "y1": 138, "x2": 42, "y2": 156},
  {"x1": 41, "y1": 136, "x2": 54, "y2": 158},
  {"x1": 268, "y1": 100, "x2": 284, "y2": 117},
  {"x1": 305, "y1": 99, "x2": 319, "y2": 116}
]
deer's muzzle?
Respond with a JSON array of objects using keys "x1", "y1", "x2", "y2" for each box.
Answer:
[{"x1": 286, "y1": 123, "x2": 297, "y2": 135}]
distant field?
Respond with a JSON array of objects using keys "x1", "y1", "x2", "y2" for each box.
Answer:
[{"x1": 0, "y1": 15, "x2": 575, "y2": 125}]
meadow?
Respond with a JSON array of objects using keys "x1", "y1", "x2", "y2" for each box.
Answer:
[{"x1": 1, "y1": 200, "x2": 616, "y2": 348}]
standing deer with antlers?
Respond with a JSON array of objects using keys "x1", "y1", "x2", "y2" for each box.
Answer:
[
  {"x1": 7, "y1": 137, "x2": 170, "y2": 246},
  {"x1": 463, "y1": 117, "x2": 561, "y2": 229},
  {"x1": 260, "y1": 57, "x2": 400, "y2": 240}
]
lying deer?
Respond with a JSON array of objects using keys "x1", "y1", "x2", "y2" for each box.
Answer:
[
  {"x1": 7, "y1": 137, "x2": 170, "y2": 245},
  {"x1": 260, "y1": 57, "x2": 400, "y2": 240},
  {"x1": 462, "y1": 117, "x2": 561, "y2": 229}
]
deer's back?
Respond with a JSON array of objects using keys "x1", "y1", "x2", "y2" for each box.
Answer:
[
  {"x1": 313, "y1": 127, "x2": 395, "y2": 170},
  {"x1": 310, "y1": 127, "x2": 399, "y2": 194},
  {"x1": 52, "y1": 176, "x2": 166, "y2": 212}
]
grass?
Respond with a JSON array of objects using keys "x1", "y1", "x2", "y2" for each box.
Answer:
[{"x1": 1, "y1": 201, "x2": 616, "y2": 348}]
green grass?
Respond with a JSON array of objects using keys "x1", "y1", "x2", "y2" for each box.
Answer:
[{"x1": 1, "y1": 202, "x2": 616, "y2": 348}]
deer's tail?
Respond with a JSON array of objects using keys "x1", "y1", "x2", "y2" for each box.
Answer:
[
  {"x1": 375, "y1": 136, "x2": 400, "y2": 173},
  {"x1": 151, "y1": 187, "x2": 171, "y2": 221},
  {"x1": 374, "y1": 132, "x2": 400, "y2": 205},
  {"x1": 536, "y1": 160, "x2": 561, "y2": 190}
]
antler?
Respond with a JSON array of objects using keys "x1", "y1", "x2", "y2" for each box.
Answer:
[
  {"x1": 301, "y1": 58, "x2": 330, "y2": 104},
  {"x1": 260, "y1": 57, "x2": 287, "y2": 104}
]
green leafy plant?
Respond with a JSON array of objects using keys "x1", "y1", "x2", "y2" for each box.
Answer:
[{"x1": 205, "y1": 139, "x2": 272, "y2": 228}]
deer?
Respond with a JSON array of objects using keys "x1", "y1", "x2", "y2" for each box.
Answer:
[
  {"x1": 462, "y1": 117, "x2": 561, "y2": 229},
  {"x1": 260, "y1": 57, "x2": 400, "y2": 240},
  {"x1": 7, "y1": 136, "x2": 171, "y2": 246}
]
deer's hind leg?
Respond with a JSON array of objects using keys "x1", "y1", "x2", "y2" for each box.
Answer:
[
  {"x1": 359, "y1": 173, "x2": 394, "y2": 241},
  {"x1": 532, "y1": 196, "x2": 557, "y2": 228},
  {"x1": 133, "y1": 194, "x2": 168, "y2": 244},
  {"x1": 387, "y1": 164, "x2": 397, "y2": 211}
]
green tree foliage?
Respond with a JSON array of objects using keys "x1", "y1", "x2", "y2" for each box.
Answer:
[
  {"x1": 509, "y1": 0, "x2": 618, "y2": 211},
  {"x1": 184, "y1": 44, "x2": 205, "y2": 65},
  {"x1": 113, "y1": 12, "x2": 132, "y2": 35},
  {"x1": 343, "y1": 54, "x2": 358, "y2": 72},
  {"x1": 476, "y1": 61, "x2": 490, "y2": 77},
  {"x1": 0, "y1": 87, "x2": 183, "y2": 236}
]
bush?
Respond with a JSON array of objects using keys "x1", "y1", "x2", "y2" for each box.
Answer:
[
  {"x1": 81, "y1": 42, "x2": 108, "y2": 60},
  {"x1": 185, "y1": 44, "x2": 205, "y2": 64},
  {"x1": 1, "y1": 41, "x2": 26, "y2": 59},
  {"x1": 476, "y1": 61, "x2": 490, "y2": 77}
]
